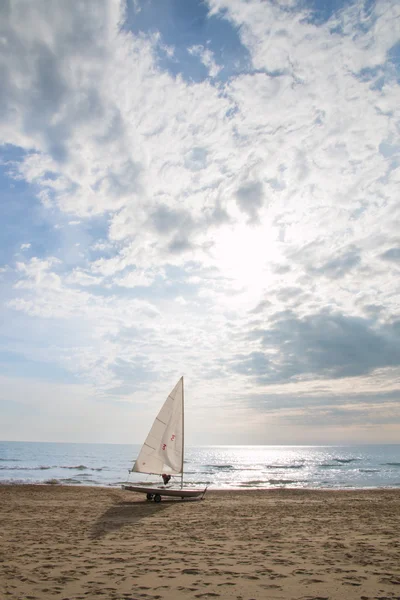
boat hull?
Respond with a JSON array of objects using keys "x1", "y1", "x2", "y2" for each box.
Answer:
[{"x1": 122, "y1": 484, "x2": 206, "y2": 499}]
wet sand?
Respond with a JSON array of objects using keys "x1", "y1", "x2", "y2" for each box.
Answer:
[{"x1": 1, "y1": 485, "x2": 400, "y2": 599}]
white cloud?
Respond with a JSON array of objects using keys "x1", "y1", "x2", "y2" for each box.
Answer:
[
  {"x1": 188, "y1": 44, "x2": 222, "y2": 78},
  {"x1": 114, "y1": 269, "x2": 158, "y2": 288},
  {"x1": 1, "y1": 0, "x2": 400, "y2": 442},
  {"x1": 65, "y1": 269, "x2": 103, "y2": 287}
]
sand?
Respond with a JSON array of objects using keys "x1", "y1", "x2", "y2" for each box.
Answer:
[{"x1": 1, "y1": 486, "x2": 400, "y2": 600}]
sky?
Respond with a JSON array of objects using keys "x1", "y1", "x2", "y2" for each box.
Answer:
[{"x1": 0, "y1": 0, "x2": 399, "y2": 446}]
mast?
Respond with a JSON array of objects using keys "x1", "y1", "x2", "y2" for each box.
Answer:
[{"x1": 181, "y1": 375, "x2": 184, "y2": 489}]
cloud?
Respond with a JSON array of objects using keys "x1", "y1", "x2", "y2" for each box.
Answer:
[
  {"x1": 308, "y1": 247, "x2": 361, "y2": 279},
  {"x1": 234, "y1": 311, "x2": 400, "y2": 383},
  {"x1": 244, "y1": 388, "x2": 400, "y2": 439},
  {"x1": 65, "y1": 269, "x2": 104, "y2": 287},
  {"x1": 188, "y1": 44, "x2": 222, "y2": 78},
  {"x1": 235, "y1": 181, "x2": 264, "y2": 224},
  {"x1": 380, "y1": 247, "x2": 400, "y2": 262},
  {"x1": 1, "y1": 0, "x2": 400, "y2": 442},
  {"x1": 151, "y1": 203, "x2": 194, "y2": 236}
]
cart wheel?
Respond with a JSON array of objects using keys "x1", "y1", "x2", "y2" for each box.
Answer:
[
  {"x1": 146, "y1": 493, "x2": 153, "y2": 501},
  {"x1": 154, "y1": 494, "x2": 162, "y2": 503}
]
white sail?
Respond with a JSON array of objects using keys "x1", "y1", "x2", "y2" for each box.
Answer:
[{"x1": 132, "y1": 377, "x2": 184, "y2": 476}]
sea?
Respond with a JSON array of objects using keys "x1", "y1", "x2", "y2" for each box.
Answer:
[{"x1": 1, "y1": 442, "x2": 400, "y2": 490}]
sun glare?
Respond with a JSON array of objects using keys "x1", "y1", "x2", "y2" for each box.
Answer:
[{"x1": 211, "y1": 221, "x2": 281, "y2": 298}]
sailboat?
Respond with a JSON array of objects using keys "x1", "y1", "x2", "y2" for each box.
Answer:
[{"x1": 122, "y1": 376, "x2": 207, "y2": 502}]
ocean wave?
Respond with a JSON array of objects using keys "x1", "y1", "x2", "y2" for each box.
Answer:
[
  {"x1": 61, "y1": 465, "x2": 104, "y2": 471},
  {"x1": 268, "y1": 478, "x2": 299, "y2": 485},
  {"x1": 359, "y1": 469, "x2": 379, "y2": 473},
  {"x1": 384, "y1": 462, "x2": 400, "y2": 467},
  {"x1": 0, "y1": 478, "x2": 33, "y2": 485},
  {"x1": 186, "y1": 481, "x2": 211, "y2": 486},
  {"x1": 212, "y1": 466, "x2": 261, "y2": 472},
  {"x1": 0, "y1": 464, "x2": 103, "y2": 472},
  {"x1": 239, "y1": 480, "x2": 266, "y2": 487},
  {"x1": 0, "y1": 466, "x2": 52, "y2": 471},
  {"x1": 0, "y1": 458, "x2": 22, "y2": 462},
  {"x1": 320, "y1": 460, "x2": 358, "y2": 467},
  {"x1": 240, "y1": 467, "x2": 263, "y2": 471},
  {"x1": 266, "y1": 464, "x2": 304, "y2": 470},
  {"x1": 60, "y1": 465, "x2": 88, "y2": 470}
]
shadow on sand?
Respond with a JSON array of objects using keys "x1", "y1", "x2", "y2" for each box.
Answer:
[{"x1": 90, "y1": 496, "x2": 190, "y2": 540}]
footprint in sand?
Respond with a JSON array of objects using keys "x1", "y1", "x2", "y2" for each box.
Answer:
[{"x1": 181, "y1": 568, "x2": 200, "y2": 575}]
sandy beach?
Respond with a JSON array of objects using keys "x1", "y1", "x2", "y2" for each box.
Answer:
[{"x1": 1, "y1": 486, "x2": 400, "y2": 600}]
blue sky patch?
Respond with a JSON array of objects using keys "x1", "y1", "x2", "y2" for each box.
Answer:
[{"x1": 124, "y1": 0, "x2": 250, "y2": 82}]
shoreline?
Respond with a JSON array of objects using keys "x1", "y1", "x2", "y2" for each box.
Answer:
[
  {"x1": 2, "y1": 481, "x2": 400, "y2": 491},
  {"x1": 1, "y1": 485, "x2": 400, "y2": 599}
]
